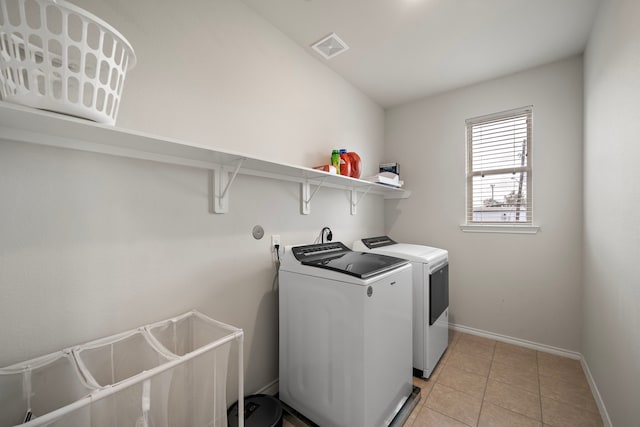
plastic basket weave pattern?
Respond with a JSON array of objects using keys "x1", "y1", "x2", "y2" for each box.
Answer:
[{"x1": 0, "y1": 0, "x2": 136, "y2": 125}]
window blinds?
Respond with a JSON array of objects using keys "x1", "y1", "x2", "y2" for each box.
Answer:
[{"x1": 466, "y1": 107, "x2": 532, "y2": 224}]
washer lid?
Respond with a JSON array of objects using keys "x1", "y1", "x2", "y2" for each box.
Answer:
[
  {"x1": 292, "y1": 242, "x2": 409, "y2": 279},
  {"x1": 364, "y1": 242, "x2": 448, "y2": 265}
]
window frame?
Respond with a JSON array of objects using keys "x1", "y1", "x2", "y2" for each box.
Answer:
[{"x1": 462, "y1": 106, "x2": 539, "y2": 233}]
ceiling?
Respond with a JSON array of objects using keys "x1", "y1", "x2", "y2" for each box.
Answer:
[{"x1": 240, "y1": 0, "x2": 601, "y2": 108}]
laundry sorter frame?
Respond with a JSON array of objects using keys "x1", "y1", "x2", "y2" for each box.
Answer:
[{"x1": 0, "y1": 310, "x2": 244, "y2": 427}]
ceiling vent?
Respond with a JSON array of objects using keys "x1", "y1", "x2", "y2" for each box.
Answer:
[{"x1": 311, "y1": 33, "x2": 349, "y2": 59}]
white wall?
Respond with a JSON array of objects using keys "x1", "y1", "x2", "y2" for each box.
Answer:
[
  {"x1": 74, "y1": 0, "x2": 384, "y2": 173},
  {"x1": 384, "y1": 56, "x2": 584, "y2": 351},
  {"x1": 583, "y1": 0, "x2": 640, "y2": 425},
  {"x1": 0, "y1": 0, "x2": 385, "y2": 400}
]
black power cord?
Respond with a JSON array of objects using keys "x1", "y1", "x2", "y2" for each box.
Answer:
[
  {"x1": 273, "y1": 243, "x2": 281, "y2": 291},
  {"x1": 321, "y1": 227, "x2": 333, "y2": 243}
]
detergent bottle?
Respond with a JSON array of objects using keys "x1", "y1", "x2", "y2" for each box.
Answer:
[
  {"x1": 339, "y1": 149, "x2": 351, "y2": 177},
  {"x1": 347, "y1": 151, "x2": 362, "y2": 178},
  {"x1": 331, "y1": 149, "x2": 341, "y2": 174}
]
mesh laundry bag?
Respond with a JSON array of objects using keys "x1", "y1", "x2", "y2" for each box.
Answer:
[
  {"x1": 148, "y1": 311, "x2": 234, "y2": 357},
  {"x1": 77, "y1": 368, "x2": 176, "y2": 427},
  {"x1": 0, "y1": 350, "x2": 94, "y2": 427},
  {"x1": 73, "y1": 329, "x2": 175, "y2": 427},
  {"x1": 147, "y1": 311, "x2": 233, "y2": 427},
  {"x1": 1, "y1": 313, "x2": 240, "y2": 427}
]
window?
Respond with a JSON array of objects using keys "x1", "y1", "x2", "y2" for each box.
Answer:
[{"x1": 466, "y1": 107, "x2": 532, "y2": 226}]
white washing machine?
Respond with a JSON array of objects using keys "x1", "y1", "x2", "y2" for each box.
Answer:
[
  {"x1": 279, "y1": 242, "x2": 413, "y2": 427},
  {"x1": 353, "y1": 236, "x2": 449, "y2": 379}
]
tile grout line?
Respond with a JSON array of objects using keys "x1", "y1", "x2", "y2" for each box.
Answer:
[
  {"x1": 535, "y1": 382, "x2": 603, "y2": 416},
  {"x1": 435, "y1": 342, "x2": 481, "y2": 427},
  {"x1": 537, "y1": 352, "x2": 604, "y2": 426},
  {"x1": 537, "y1": 350, "x2": 544, "y2": 425},
  {"x1": 460, "y1": 332, "x2": 600, "y2": 426},
  {"x1": 477, "y1": 339, "x2": 546, "y2": 426},
  {"x1": 426, "y1": 333, "x2": 479, "y2": 427},
  {"x1": 474, "y1": 339, "x2": 496, "y2": 427},
  {"x1": 479, "y1": 381, "x2": 544, "y2": 425}
]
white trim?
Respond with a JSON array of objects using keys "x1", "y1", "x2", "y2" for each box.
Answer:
[
  {"x1": 580, "y1": 358, "x2": 613, "y2": 427},
  {"x1": 450, "y1": 323, "x2": 611, "y2": 426},
  {"x1": 450, "y1": 323, "x2": 580, "y2": 359},
  {"x1": 255, "y1": 378, "x2": 279, "y2": 396},
  {"x1": 466, "y1": 105, "x2": 534, "y2": 125},
  {"x1": 460, "y1": 224, "x2": 540, "y2": 234}
]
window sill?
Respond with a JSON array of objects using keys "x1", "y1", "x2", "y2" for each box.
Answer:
[{"x1": 459, "y1": 224, "x2": 540, "y2": 234}]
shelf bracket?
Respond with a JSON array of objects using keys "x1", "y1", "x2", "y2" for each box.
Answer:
[
  {"x1": 350, "y1": 186, "x2": 372, "y2": 215},
  {"x1": 301, "y1": 178, "x2": 327, "y2": 215},
  {"x1": 211, "y1": 158, "x2": 245, "y2": 214}
]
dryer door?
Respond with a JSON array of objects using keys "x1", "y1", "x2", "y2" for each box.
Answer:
[{"x1": 429, "y1": 263, "x2": 449, "y2": 325}]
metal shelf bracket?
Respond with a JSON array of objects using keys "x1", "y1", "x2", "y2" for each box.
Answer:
[
  {"x1": 350, "y1": 187, "x2": 372, "y2": 215},
  {"x1": 301, "y1": 178, "x2": 328, "y2": 215},
  {"x1": 211, "y1": 158, "x2": 245, "y2": 214}
]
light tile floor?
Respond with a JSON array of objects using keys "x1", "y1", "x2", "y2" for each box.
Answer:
[
  {"x1": 283, "y1": 330, "x2": 604, "y2": 427},
  {"x1": 408, "y1": 330, "x2": 603, "y2": 427}
]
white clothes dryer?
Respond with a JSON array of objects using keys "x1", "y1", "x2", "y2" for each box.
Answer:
[
  {"x1": 353, "y1": 236, "x2": 449, "y2": 379},
  {"x1": 279, "y1": 242, "x2": 413, "y2": 427}
]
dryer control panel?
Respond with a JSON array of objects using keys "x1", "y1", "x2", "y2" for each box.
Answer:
[{"x1": 361, "y1": 236, "x2": 397, "y2": 249}]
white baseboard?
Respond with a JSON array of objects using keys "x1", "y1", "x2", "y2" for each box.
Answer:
[
  {"x1": 580, "y1": 357, "x2": 613, "y2": 427},
  {"x1": 450, "y1": 322, "x2": 611, "y2": 427},
  {"x1": 450, "y1": 323, "x2": 582, "y2": 359},
  {"x1": 255, "y1": 378, "x2": 279, "y2": 396}
]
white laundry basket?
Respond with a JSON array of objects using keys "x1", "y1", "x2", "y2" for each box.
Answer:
[{"x1": 0, "y1": 0, "x2": 136, "y2": 125}]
